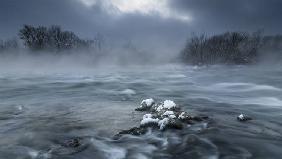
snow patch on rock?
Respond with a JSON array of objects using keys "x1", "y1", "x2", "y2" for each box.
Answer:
[
  {"x1": 162, "y1": 111, "x2": 176, "y2": 119},
  {"x1": 141, "y1": 98, "x2": 155, "y2": 107},
  {"x1": 141, "y1": 113, "x2": 159, "y2": 126},
  {"x1": 136, "y1": 98, "x2": 155, "y2": 111},
  {"x1": 155, "y1": 100, "x2": 177, "y2": 112},
  {"x1": 163, "y1": 111, "x2": 174, "y2": 116},
  {"x1": 238, "y1": 114, "x2": 244, "y2": 120},
  {"x1": 178, "y1": 112, "x2": 186, "y2": 119},
  {"x1": 163, "y1": 100, "x2": 176, "y2": 109},
  {"x1": 237, "y1": 114, "x2": 252, "y2": 121}
]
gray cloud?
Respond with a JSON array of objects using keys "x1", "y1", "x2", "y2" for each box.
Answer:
[
  {"x1": 0, "y1": 0, "x2": 191, "y2": 54},
  {"x1": 169, "y1": 0, "x2": 282, "y2": 34},
  {"x1": 0, "y1": 0, "x2": 281, "y2": 54},
  {"x1": 0, "y1": 0, "x2": 96, "y2": 37}
]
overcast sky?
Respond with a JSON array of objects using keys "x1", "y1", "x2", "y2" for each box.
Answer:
[{"x1": 0, "y1": 0, "x2": 281, "y2": 53}]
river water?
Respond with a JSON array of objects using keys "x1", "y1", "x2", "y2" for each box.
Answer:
[{"x1": 0, "y1": 64, "x2": 282, "y2": 159}]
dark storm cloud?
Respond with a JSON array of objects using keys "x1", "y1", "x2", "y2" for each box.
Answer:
[
  {"x1": 0, "y1": 0, "x2": 191, "y2": 53},
  {"x1": 0, "y1": 0, "x2": 281, "y2": 53},
  {"x1": 169, "y1": 0, "x2": 282, "y2": 34},
  {"x1": 0, "y1": 0, "x2": 189, "y2": 38},
  {"x1": 0, "y1": 0, "x2": 100, "y2": 38}
]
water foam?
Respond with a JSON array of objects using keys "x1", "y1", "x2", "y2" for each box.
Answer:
[{"x1": 210, "y1": 82, "x2": 281, "y2": 92}]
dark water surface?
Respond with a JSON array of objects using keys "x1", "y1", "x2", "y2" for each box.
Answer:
[{"x1": 0, "y1": 64, "x2": 282, "y2": 159}]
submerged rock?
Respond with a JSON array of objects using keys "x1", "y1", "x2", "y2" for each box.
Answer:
[
  {"x1": 49, "y1": 137, "x2": 89, "y2": 155},
  {"x1": 63, "y1": 138, "x2": 81, "y2": 148},
  {"x1": 237, "y1": 114, "x2": 252, "y2": 122}
]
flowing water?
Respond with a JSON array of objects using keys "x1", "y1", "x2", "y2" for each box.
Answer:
[{"x1": 0, "y1": 64, "x2": 282, "y2": 159}]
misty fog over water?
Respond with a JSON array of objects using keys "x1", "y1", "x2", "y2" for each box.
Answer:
[{"x1": 0, "y1": 62, "x2": 282, "y2": 158}]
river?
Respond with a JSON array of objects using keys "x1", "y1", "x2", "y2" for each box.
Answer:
[{"x1": 0, "y1": 64, "x2": 281, "y2": 159}]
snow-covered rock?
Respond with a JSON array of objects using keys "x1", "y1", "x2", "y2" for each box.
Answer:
[
  {"x1": 140, "y1": 113, "x2": 159, "y2": 126},
  {"x1": 141, "y1": 118, "x2": 159, "y2": 126},
  {"x1": 116, "y1": 98, "x2": 209, "y2": 138},
  {"x1": 178, "y1": 112, "x2": 192, "y2": 120},
  {"x1": 154, "y1": 100, "x2": 178, "y2": 113},
  {"x1": 168, "y1": 115, "x2": 177, "y2": 119},
  {"x1": 162, "y1": 111, "x2": 176, "y2": 119},
  {"x1": 238, "y1": 114, "x2": 244, "y2": 120},
  {"x1": 163, "y1": 100, "x2": 176, "y2": 109},
  {"x1": 163, "y1": 111, "x2": 174, "y2": 116},
  {"x1": 156, "y1": 104, "x2": 164, "y2": 112},
  {"x1": 142, "y1": 98, "x2": 155, "y2": 107},
  {"x1": 158, "y1": 118, "x2": 183, "y2": 130},
  {"x1": 136, "y1": 98, "x2": 155, "y2": 111},
  {"x1": 135, "y1": 98, "x2": 155, "y2": 111},
  {"x1": 237, "y1": 114, "x2": 252, "y2": 121},
  {"x1": 178, "y1": 112, "x2": 186, "y2": 119}
]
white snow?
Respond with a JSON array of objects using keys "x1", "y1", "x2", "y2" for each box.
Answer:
[
  {"x1": 141, "y1": 98, "x2": 154, "y2": 107},
  {"x1": 141, "y1": 114, "x2": 159, "y2": 125},
  {"x1": 162, "y1": 111, "x2": 174, "y2": 116},
  {"x1": 141, "y1": 118, "x2": 159, "y2": 125},
  {"x1": 238, "y1": 114, "x2": 244, "y2": 120},
  {"x1": 162, "y1": 111, "x2": 176, "y2": 118},
  {"x1": 156, "y1": 105, "x2": 164, "y2": 112},
  {"x1": 158, "y1": 118, "x2": 169, "y2": 130},
  {"x1": 163, "y1": 100, "x2": 176, "y2": 109},
  {"x1": 156, "y1": 100, "x2": 177, "y2": 112},
  {"x1": 178, "y1": 112, "x2": 186, "y2": 119}
]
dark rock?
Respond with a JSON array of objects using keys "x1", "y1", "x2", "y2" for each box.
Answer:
[
  {"x1": 191, "y1": 116, "x2": 204, "y2": 121},
  {"x1": 140, "y1": 122, "x2": 159, "y2": 129},
  {"x1": 135, "y1": 107, "x2": 150, "y2": 111},
  {"x1": 166, "y1": 119, "x2": 183, "y2": 130},
  {"x1": 117, "y1": 127, "x2": 147, "y2": 136}
]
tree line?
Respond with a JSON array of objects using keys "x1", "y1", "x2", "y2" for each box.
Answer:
[
  {"x1": 19, "y1": 25, "x2": 93, "y2": 51},
  {"x1": 180, "y1": 31, "x2": 282, "y2": 65},
  {"x1": 0, "y1": 25, "x2": 104, "y2": 53},
  {"x1": 1, "y1": 25, "x2": 282, "y2": 65}
]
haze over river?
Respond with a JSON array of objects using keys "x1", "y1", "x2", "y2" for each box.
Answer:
[{"x1": 0, "y1": 64, "x2": 282, "y2": 159}]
